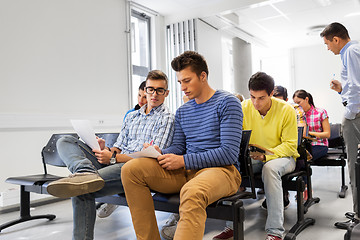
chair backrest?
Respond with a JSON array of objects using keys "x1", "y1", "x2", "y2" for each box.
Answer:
[
  {"x1": 328, "y1": 123, "x2": 344, "y2": 148},
  {"x1": 41, "y1": 134, "x2": 79, "y2": 172},
  {"x1": 238, "y1": 130, "x2": 252, "y2": 175},
  {"x1": 296, "y1": 126, "x2": 307, "y2": 170},
  {"x1": 96, "y1": 133, "x2": 120, "y2": 148},
  {"x1": 298, "y1": 126, "x2": 304, "y2": 146},
  {"x1": 238, "y1": 130, "x2": 256, "y2": 198},
  {"x1": 329, "y1": 123, "x2": 341, "y2": 140},
  {"x1": 41, "y1": 133, "x2": 120, "y2": 174}
]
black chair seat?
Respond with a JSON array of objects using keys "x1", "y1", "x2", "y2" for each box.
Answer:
[
  {"x1": 327, "y1": 148, "x2": 343, "y2": 154},
  {"x1": 311, "y1": 156, "x2": 346, "y2": 166},
  {"x1": 152, "y1": 190, "x2": 254, "y2": 208},
  {"x1": 6, "y1": 174, "x2": 63, "y2": 186}
]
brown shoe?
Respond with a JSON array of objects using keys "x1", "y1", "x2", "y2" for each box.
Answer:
[{"x1": 47, "y1": 172, "x2": 104, "y2": 198}]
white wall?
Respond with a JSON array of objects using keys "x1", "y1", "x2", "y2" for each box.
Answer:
[
  {"x1": 0, "y1": 0, "x2": 130, "y2": 207},
  {"x1": 196, "y1": 20, "x2": 224, "y2": 91},
  {"x1": 291, "y1": 44, "x2": 344, "y2": 124}
]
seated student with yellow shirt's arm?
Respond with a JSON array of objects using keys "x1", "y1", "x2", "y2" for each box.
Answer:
[{"x1": 242, "y1": 72, "x2": 298, "y2": 240}]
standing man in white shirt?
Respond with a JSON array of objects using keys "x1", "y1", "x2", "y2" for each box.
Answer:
[{"x1": 320, "y1": 22, "x2": 360, "y2": 228}]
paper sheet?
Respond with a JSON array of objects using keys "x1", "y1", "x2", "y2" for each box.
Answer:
[
  {"x1": 71, "y1": 120, "x2": 100, "y2": 150},
  {"x1": 127, "y1": 146, "x2": 161, "y2": 159}
]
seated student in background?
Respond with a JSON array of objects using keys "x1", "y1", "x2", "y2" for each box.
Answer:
[
  {"x1": 273, "y1": 85, "x2": 307, "y2": 134},
  {"x1": 123, "y1": 80, "x2": 147, "y2": 120},
  {"x1": 293, "y1": 89, "x2": 330, "y2": 160},
  {"x1": 98, "y1": 80, "x2": 148, "y2": 218},
  {"x1": 121, "y1": 51, "x2": 243, "y2": 240},
  {"x1": 46, "y1": 70, "x2": 175, "y2": 240},
  {"x1": 234, "y1": 93, "x2": 245, "y2": 102},
  {"x1": 214, "y1": 72, "x2": 299, "y2": 240}
]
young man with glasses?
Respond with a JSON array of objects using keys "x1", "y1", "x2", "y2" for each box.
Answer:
[
  {"x1": 121, "y1": 51, "x2": 243, "y2": 240},
  {"x1": 46, "y1": 70, "x2": 175, "y2": 240}
]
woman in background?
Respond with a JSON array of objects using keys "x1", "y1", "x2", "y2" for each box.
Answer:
[{"x1": 293, "y1": 89, "x2": 331, "y2": 160}]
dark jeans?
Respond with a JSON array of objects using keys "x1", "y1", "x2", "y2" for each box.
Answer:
[{"x1": 311, "y1": 145, "x2": 328, "y2": 160}]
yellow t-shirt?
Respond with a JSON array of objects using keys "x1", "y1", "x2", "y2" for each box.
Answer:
[{"x1": 242, "y1": 97, "x2": 300, "y2": 162}]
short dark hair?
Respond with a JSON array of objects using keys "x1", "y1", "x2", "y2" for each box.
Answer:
[
  {"x1": 248, "y1": 72, "x2": 274, "y2": 95},
  {"x1": 293, "y1": 89, "x2": 315, "y2": 107},
  {"x1": 146, "y1": 70, "x2": 168, "y2": 89},
  {"x1": 274, "y1": 85, "x2": 288, "y2": 100},
  {"x1": 138, "y1": 81, "x2": 146, "y2": 91},
  {"x1": 171, "y1": 51, "x2": 209, "y2": 78},
  {"x1": 320, "y1": 22, "x2": 350, "y2": 40}
]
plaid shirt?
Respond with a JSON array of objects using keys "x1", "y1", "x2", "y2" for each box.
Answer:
[
  {"x1": 305, "y1": 105, "x2": 329, "y2": 147},
  {"x1": 113, "y1": 103, "x2": 175, "y2": 154}
]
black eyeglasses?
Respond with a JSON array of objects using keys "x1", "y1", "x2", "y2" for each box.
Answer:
[{"x1": 145, "y1": 87, "x2": 167, "y2": 95}]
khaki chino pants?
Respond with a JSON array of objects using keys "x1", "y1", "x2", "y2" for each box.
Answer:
[{"x1": 121, "y1": 157, "x2": 241, "y2": 240}]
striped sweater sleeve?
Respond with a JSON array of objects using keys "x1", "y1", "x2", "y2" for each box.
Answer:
[{"x1": 183, "y1": 97, "x2": 243, "y2": 169}]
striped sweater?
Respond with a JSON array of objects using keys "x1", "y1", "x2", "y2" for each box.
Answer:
[{"x1": 162, "y1": 90, "x2": 243, "y2": 171}]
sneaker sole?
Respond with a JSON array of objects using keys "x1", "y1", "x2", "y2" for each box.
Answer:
[{"x1": 47, "y1": 178, "x2": 105, "y2": 198}]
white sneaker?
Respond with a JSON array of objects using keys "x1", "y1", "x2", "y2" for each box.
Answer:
[
  {"x1": 161, "y1": 225, "x2": 177, "y2": 240},
  {"x1": 160, "y1": 213, "x2": 179, "y2": 240},
  {"x1": 164, "y1": 213, "x2": 179, "y2": 226},
  {"x1": 97, "y1": 203, "x2": 119, "y2": 218}
]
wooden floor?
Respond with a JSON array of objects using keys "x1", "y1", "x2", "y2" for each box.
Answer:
[{"x1": 0, "y1": 166, "x2": 354, "y2": 240}]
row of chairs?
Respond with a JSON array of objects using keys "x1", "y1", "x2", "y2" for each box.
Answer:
[{"x1": 0, "y1": 125, "x2": 348, "y2": 239}]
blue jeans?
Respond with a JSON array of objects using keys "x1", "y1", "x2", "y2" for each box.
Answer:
[
  {"x1": 57, "y1": 136, "x2": 125, "y2": 240},
  {"x1": 227, "y1": 157, "x2": 295, "y2": 238}
]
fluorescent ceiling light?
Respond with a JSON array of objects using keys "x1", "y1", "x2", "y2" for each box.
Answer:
[{"x1": 249, "y1": 0, "x2": 285, "y2": 9}]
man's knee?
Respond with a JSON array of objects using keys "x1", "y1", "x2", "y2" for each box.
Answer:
[
  {"x1": 262, "y1": 162, "x2": 280, "y2": 179},
  {"x1": 121, "y1": 158, "x2": 156, "y2": 183},
  {"x1": 121, "y1": 158, "x2": 139, "y2": 181},
  {"x1": 180, "y1": 183, "x2": 209, "y2": 207},
  {"x1": 57, "y1": 135, "x2": 78, "y2": 149}
]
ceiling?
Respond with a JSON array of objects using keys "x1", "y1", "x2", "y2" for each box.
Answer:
[{"x1": 132, "y1": 0, "x2": 360, "y2": 48}]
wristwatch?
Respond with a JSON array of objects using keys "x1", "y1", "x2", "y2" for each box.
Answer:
[{"x1": 110, "y1": 151, "x2": 117, "y2": 165}]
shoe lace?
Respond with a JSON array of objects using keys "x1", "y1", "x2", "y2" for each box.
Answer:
[
  {"x1": 68, "y1": 172, "x2": 93, "y2": 178},
  {"x1": 223, "y1": 227, "x2": 232, "y2": 233}
]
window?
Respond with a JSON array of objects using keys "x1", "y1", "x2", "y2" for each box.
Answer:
[
  {"x1": 166, "y1": 19, "x2": 197, "y2": 113},
  {"x1": 130, "y1": 9, "x2": 151, "y2": 107}
]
